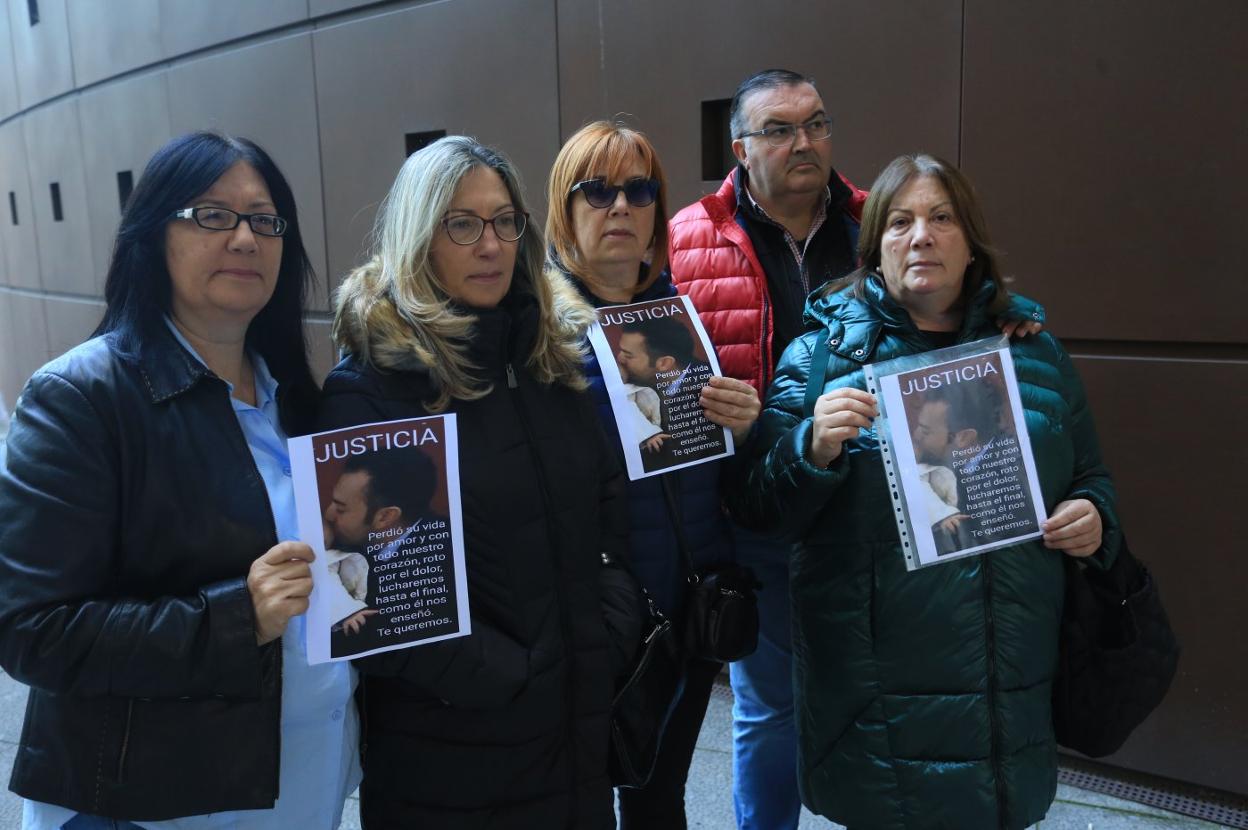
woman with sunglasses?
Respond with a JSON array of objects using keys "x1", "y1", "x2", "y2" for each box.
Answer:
[
  {"x1": 318, "y1": 135, "x2": 642, "y2": 828},
  {"x1": 546, "y1": 121, "x2": 761, "y2": 829},
  {"x1": 0, "y1": 132, "x2": 359, "y2": 828}
]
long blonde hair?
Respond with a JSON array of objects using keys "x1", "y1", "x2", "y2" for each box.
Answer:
[{"x1": 333, "y1": 136, "x2": 590, "y2": 412}]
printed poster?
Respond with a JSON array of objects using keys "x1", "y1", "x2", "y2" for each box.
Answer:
[
  {"x1": 289, "y1": 415, "x2": 470, "y2": 664},
  {"x1": 587, "y1": 294, "x2": 733, "y2": 479},
  {"x1": 864, "y1": 336, "x2": 1047, "y2": 570}
]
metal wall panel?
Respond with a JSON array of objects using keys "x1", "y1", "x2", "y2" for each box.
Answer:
[
  {"x1": 0, "y1": 294, "x2": 17, "y2": 404},
  {"x1": 1073, "y1": 354, "x2": 1248, "y2": 794},
  {"x1": 306, "y1": 317, "x2": 336, "y2": 385},
  {"x1": 42, "y1": 294, "x2": 103, "y2": 359},
  {"x1": 0, "y1": 122, "x2": 41, "y2": 290},
  {"x1": 962, "y1": 0, "x2": 1248, "y2": 344},
  {"x1": 158, "y1": 0, "x2": 307, "y2": 58},
  {"x1": 556, "y1": 0, "x2": 963, "y2": 212},
  {"x1": 167, "y1": 33, "x2": 330, "y2": 309},
  {"x1": 0, "y1": 294, "x2": 21, "y2": 404},
  {"x1": 77, "y1": 71, "x2": 174, "y2": 293},
  {"x1": 309, "y1": 0, "x2": 377, "y2": 16},
  {"x1": 313, "y1": 0, "x2": 560, "y2": 294},
  {"x1": 1, "y1": 291, "x2": 51, "y2": 398},
  {"x1": 6, "y1": 0, "x2": 75, "y2": 109},
  {"x1": 0, "y1": 2, "x2": 20, "y2": 120},
  {"x1": 22, "y1": 98, "x2": 97, "y2": 295},
  {"x1": 66, "y1": 0, "x2": 164, "y2": 87}
]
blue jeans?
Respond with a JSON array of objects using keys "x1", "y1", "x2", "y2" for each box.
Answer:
[
  {"x1": 729, "y1": 525, "x2": 801, "y2": 830},
  {"x1": 61, "y1": 815, "x2": 145, "y2": 830}
]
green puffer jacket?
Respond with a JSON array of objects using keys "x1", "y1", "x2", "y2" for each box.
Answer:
[{"x1": 733, "y1": 276, "x2": 1120, "y2": 830}]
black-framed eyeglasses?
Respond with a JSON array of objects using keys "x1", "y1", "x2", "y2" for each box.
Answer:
[
  {"x1": 569, "y1": 177, "x2": 660, "y2": 209},
  {"x1": 737, "y1": 117, "x2": 833, "y2": 148},
  {"x1": 441, "y1": 210, "x2": 528, "y2": 245},
  {"x1": 171, "y1": 207, "x2": 288, "y2": 237}
]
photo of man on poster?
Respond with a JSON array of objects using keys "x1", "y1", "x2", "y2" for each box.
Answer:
[
  {"x1": 322, "y1": 445, "x2": 438, "y2": 656},
  {"x1": 615, "y1": 315, "x2": 716, "y2": 472},
  {"x1": 909, "y1": 385, "x2": 987, "y2": 555}
]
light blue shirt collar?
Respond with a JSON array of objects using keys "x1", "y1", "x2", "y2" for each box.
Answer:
[{"x1": 163, "y1": 317, "x2": 278, "y2": 410}]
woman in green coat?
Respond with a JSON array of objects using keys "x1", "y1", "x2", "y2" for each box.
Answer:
[{"x1": 734, "y1": 154, "x2": 1120, "y2": 830}]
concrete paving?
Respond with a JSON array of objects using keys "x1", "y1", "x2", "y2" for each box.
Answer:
[{"x1": 0, "y1": 669, "x2": 1228, "y2": 829}]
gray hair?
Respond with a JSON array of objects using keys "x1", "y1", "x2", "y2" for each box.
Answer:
[{"x1": 729, "y1": 68, "x2": 817, "y2": 139}]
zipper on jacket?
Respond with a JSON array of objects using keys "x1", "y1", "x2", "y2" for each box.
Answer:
[
  {"x1": 759, "y1": 292, "x2": 772, "y2": 389},
  {"x1": 503, "y1": 359, "x2": 582, "y2": 825},
  {"x1": 980, "y1": 554, "x2": 1009, "y2": 828},
  {"x1": 116, "y1": 699, "x2": 134, "y2": 782}
]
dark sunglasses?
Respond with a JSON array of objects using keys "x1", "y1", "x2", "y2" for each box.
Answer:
[{"x1": 569, "y1": 177, "x2": 660, "y2": 209}]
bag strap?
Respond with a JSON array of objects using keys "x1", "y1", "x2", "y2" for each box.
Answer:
[
  {"x1": 803, "y1": 328, "x2": 832, "y2": 418},
  {"x1": 659, "y1": 475, "x2": 698, "y2": 582}
]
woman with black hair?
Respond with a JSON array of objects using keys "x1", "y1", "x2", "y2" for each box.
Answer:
[{"x1": 0, "y1": 131, "x2": 359, "y2": 829}]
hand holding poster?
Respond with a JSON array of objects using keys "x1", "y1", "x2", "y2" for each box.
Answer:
[
  {"x1": 864, "y1": 336, "x2": 1047, "y2": 570},
  {"x1": 288, "y1": 415, "x2": 470, "y2": 664},
  {"x1": 587, "y1": 294, "x2": 733, "y2": 479}
]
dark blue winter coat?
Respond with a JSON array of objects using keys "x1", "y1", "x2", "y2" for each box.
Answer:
[{"x1": 570, "y1": 267, "x2": 734, "y2": 617}]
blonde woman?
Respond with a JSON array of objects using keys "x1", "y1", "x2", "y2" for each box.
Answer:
[{"x1": 317, "y1": 136, "x2": 641, "y2": 829}]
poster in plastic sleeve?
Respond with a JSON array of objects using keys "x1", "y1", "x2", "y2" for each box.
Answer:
[
  {"x1": 587, "y1": 294, "x2": 733, "y2": 480},
  {"x1": 863, "y1": 336, "x2": 1047, "y2": 571},
  {"x1": 289, "y1": 415, "x2": 470, "y2": 664}
]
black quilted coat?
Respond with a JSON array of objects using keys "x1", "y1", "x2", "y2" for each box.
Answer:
[{"x1": 319, "y1": 276, "x2": 641, "y2": 829}]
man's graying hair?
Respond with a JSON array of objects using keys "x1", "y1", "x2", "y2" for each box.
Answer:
[{"x1": 729, "y1": 69, "x2": 818, "y2": 139}]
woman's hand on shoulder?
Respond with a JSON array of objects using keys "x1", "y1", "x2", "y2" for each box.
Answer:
[
  {"x1": 809, "y1": 388, "x2": 877, "y2": 468},
  {"x1": 996, "y1": 318, "x2": 1044, "y2": 338},
  {"x1": 700, "y1": 376, "x2": 761, "y2": 442},
  {"x1": 1042, "y1": 498, "x2": 1102, "y2": 557},
  {"x1": 248, "y1": 541, "x2": 316, "y2": 645}
]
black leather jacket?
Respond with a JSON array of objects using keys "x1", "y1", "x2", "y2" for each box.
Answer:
[{"x1": 0, "y1": 328, "x2": 287, "y2": 820}]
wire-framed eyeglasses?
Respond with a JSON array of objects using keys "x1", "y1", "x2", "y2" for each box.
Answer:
[
  {"x1": 737, "y1": 117, "x2": 833, "y2": 148},
  {"x1": 441, "y1": 211, "x2": 528, "y2": 245}
]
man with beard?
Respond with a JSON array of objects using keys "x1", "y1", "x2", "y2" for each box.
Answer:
[
  {"x1": 616, "y1": 315, "x2": 717, "y2": 472},
  {"x1": 909, "y1": 390, "x2": 980, "y2": 556},
  {"x1": 323, "y1": 444, "x2": 437, "y2": 654}
]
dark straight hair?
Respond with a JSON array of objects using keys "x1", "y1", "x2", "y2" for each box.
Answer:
[{"x1": 94, "y1": 131, "x2": 319, "y2": 434}]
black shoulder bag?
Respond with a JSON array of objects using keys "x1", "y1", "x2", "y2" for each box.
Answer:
[
  {"x1": 660, "y1": 476, "x2": 760, "y2": 663},
  {"x1": 608, "y1": 575, "x2": 684, "y2": 788},
  {"x1": 1052, "y1": 536, "x2": 1180, "y2": 757}
]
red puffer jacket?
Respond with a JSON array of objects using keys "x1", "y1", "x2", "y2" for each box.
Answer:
[{"x1": 667, "y1": 170, "x2": 867, "y2": 392}]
